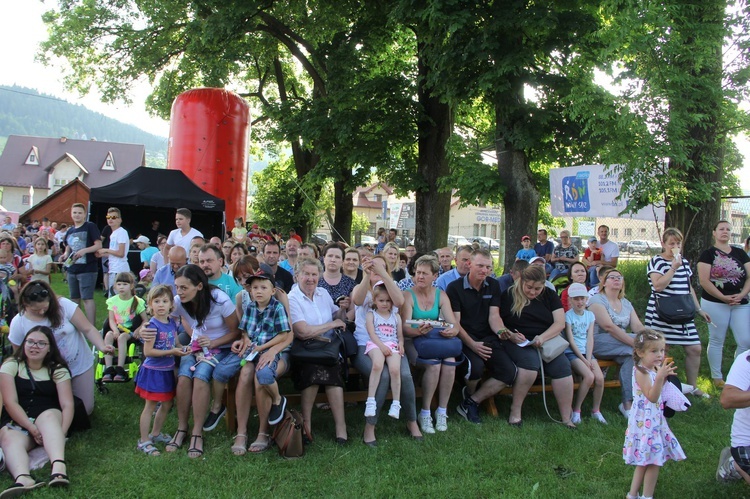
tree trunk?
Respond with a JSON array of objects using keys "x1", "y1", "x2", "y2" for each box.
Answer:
[
  {"x1": 413, "y1": 38, "x2": 453, "y2": 253},
  {"x1": 664, "y1": 0, "x2": 724, "y2": 267},
  {"x1": 495, "y1": 86, "x2": 540, "y2": 272},
  {"x1": 332, "y1": 171, "x2": 353, "y2": 243}
]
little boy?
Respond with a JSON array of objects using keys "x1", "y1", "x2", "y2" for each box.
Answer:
[
  {"x1": 236, "y1": 269, "x2": 292, "y2": 426},
  {"x1": 515, "y1": 235, "x2": 536, "y2": 262},
  {"x1": 582, "y1": 237, "x2": 602, "y2": 268}
]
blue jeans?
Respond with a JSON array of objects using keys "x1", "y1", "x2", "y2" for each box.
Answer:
[{"x1": 178, "y1": 349, "x2": 232, "y2": 383}]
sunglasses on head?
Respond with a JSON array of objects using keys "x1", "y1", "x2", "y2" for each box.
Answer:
[{"x1": 26, "y1": 287, "x2": 49, "y2": 301}]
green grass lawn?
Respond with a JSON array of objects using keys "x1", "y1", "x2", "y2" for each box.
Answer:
[{"x1": 4, "y1": 267, "x2": 746, "y2": 498}]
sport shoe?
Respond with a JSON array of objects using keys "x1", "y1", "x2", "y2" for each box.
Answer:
[
  {"x1": 364, "y1": 399, "x2": 377, "y2": 418},
  {"x1": 269, "y1": 396, "x2": 287, "y2": 425},
  {"x1": 419, "y1": 413, "x2": 435, "y2": 434},
  {"x1": 150, "y1": 432, "x2": 172, "y2": 444},
  {"x1": 202, "y1": 405, "x2": 227, "y2": 431},
  {"x1": 435, "y1": 412, "x2": 448, "y2": 432},
  {"x1": 717, "y1": 446, "x2": 741, "y2": 482},
  {"x1": 388, "y1": 401, "x2": 401, "y2": 419},
  {"x1": 571, "y1": 411, "x2": 581, "y2": 424},
  {"x1": 457, "y1": 397, "x2": 481, "y2": 424},
  {"x1": 618, "y1": 403, "x2": 630, "y2": 419},
  {"x1": 591, "y1": 411, "x2": 608, "y2": 424},
  {"x1": 0, "y1": 448, "x2": 5, "y2": 473}
]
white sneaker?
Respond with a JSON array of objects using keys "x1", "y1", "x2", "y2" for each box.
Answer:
[
  {"x1": 419, "y1": 413, "x2": 435, "y2": 434},
  {"x1": 0, "y1": 448, "x2": 5, "y2": 473},
  {"x1": 435, "y1": 413, "x2": 448, "y2": 432},
  {"x1": 680, "y1": 383, "x2": 695, "y2": 394},
  {"x1": 618, "y1": 403, "x2": 630, "y2": 419},
  {"x1": 570, "y1": 411, "x2": 581, "y2": 424},
  {"x1": 388, "y1": 401, "x2": 401, "y2": 419},
  {"x1": 591, "y1": 411, "x2": 608, "y2": 424},
  {"x1": 717, "y1": 446, "x2": 741, "y2": 482},
  {"x1": 364, "y1": 400, "x2": 377, "y2": 418}
]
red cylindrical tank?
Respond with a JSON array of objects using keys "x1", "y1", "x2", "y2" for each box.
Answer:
[{"x1": 167, "y1": 88, "x2": 250, "y2": 229}]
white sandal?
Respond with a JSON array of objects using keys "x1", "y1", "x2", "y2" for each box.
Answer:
[{"x1": 137, "y1": 439, "x2": 160, "y2": 456}]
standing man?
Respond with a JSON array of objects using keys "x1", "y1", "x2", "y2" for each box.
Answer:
[
  {"x1": 589, "y1": 225, "x2": 619, "y2": 285},
  {"x1": 198, "y1": 244, "x2": 242, "y2": 303},
  {"x1": 97, "y1": 207, "x2": 129, "y2": 296},
  {"x1": 288, "y1": 228, "x2": 303, "y2": 243},
  {"x1": 405, "y1": 244, "x2": 417, "y2": 266},
  {"x1": 60, "y1": 203, "x2": 101, "y2": 323},
  {"x1": 166, "y1": 208, "x2": 203, "y2": 254},
  {"x1": 447, "y1": 249, "x2": 523, "y2": 424},
  {"x1": 12, "y1": 228, "x2": 26, "y2": 253},
  {"x1": 388, "y1": 228, "x2": 398, "y2": 244},
  {"x1": 717, "y1": 352, "x2": 750, "y2": 484},
  {"x1": 1, "y1": 216, "x2": 15, "y2": 231},
  {"x1": 534, "y1": 229, "x2": 554, "y2": 275},
  {"x1": 262, "y1": 240, "x2": 294, "y2": 293},
  {"x1": 279, "y1": 238, "x2": 300, "y2": 275},
  {"x1": 435, "y1": 245, "x2": 474, "y2": 291}
]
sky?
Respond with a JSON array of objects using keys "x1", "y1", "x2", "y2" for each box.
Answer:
[{"x1": 1, "y1": 2, "x2": 748, "y2": 192}]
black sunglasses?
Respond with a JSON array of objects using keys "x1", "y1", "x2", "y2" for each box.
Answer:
[{"x1": 26, "y1": 287, "x2": 50, "y2": 301}]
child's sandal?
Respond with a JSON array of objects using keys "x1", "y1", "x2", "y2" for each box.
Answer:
[
  {"x1": 101, "y1": 366, "x2": 115, "y2": 382},
  {"x1": 113, "y1": 366, "x2": 128, "y2": 382},
  {"x1": 137, "y1": 440, "x2": 160, "y2": 456},
  {"x1": 49, "y1": 459, "x2": 70, "y2": 487}
]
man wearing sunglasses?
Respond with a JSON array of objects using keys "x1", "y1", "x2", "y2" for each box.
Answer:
[{"x1": 60, "y1": 203, "x2": 101, "y2": 324}]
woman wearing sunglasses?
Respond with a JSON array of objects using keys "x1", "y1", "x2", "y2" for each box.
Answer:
[
  {"x1": 0, "y1": 326, "x2": 74, "y2": 494},
  {"x1": 8, "y1": 282, "x2": 114, "y2": 415}
]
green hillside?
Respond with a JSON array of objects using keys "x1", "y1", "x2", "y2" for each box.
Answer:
[{"x1": 0, "y1": 85, "x2": 167, "y2": 160}]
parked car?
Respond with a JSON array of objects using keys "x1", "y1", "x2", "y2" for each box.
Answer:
[
  {"x1": 617, "y1": 240, "x2": 628, "y2": 252},
  {"x1": 359, "y1": 235, "x2": 378, "y2": 246},
  {"x1": 310, "y1": 233, "x2": 329, "y2": 246},
  {"x1": 448, "y1": 235, "x2": 471, "y2": 250},
  {"x1": 627, "y1": 240, "x2": 661, "y2": 255},
  {"x1": 472, "y1": 237, "x2": 500, "y2": 251}
]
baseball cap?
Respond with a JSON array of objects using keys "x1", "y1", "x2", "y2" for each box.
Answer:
[
  {"x1": 139, "y1": 268, "x2": 151, "y2": 280},
  {"x1": 567, "y1": 283, "x2": 588, "y2": 298},
  {"x1": 588, "y1": 237, "x2": 597, "y2": 243},
  {"x1": 247, "y1": 264, "x2": 276, "y2": 287},
  {"x1": 521, "y1": 235, "x2": 531, "y2": 241},
  {"x1": 529, "y1": 256, "x2": 546, "y2": 265},
  {"x1": 134, "y1": 235, "x2": 150, "y2": 245}
]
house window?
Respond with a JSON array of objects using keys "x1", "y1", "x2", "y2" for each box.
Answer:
[
  {"x1": 101, "y1": 151, "x2": 115, "y2": 171},
  {"x1": 374, "y1": 194, "x2": 382, "y2": 202},
  {"x1": 473, "y1": 224, "x2": 480, "y2": 236},
  {"x1": 612, "y1": 228, "x2": 618, "y2": 237},
  {"x1": 54, "y1": 179, "x2": 69, "y2": 187},
  {"x1": 21, "y1": 195, "x2": 30, "y2": 205},
  {"x1": 640, "y1": 228, "x2": 646, "y2": 234},
  {"x1": 624, "y1": 228, "x2": 632, "y2": 236},
  {"x1": 24, "y1": 147, "x2": 39, "y2": 165}
]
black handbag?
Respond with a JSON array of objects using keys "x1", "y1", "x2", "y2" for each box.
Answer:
[
  {"x1": 654, "y1": 293, "x2": 696, "y2": 324},
  {"x1": 290, "y1": 330, "x2": 342, "y2": 366}
]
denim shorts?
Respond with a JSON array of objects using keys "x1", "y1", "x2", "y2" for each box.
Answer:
[
  {"x1": 255, "y1": 353, "x2": 289, "y2": 385},
  {"x1": 564, "y1": 351, "x2": 596, "y2": 363},
  {"x1": 212, "y1": 352, "x2": 243, "y2": 384},
  {"x1": 178, "y1": 349, "x2": 232, "y2": 383},
  {"x1": 67, "y1": 272, "x2": 98, "y2": 300}
]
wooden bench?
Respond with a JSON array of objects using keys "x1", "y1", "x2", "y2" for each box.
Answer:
[{"x1": 482, "y1": 359, "x2": 622, "y2": 417}]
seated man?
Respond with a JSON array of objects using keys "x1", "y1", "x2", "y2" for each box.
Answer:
[
  {"x1": 718, "y1": 351, "x2": 750, "y2": 484},
  {"x1": 447, "y1": 248, "x2": 525, "y2": 424},
  {"x1": 153, "y1": 246, "x2": 187, "y2": 295}
]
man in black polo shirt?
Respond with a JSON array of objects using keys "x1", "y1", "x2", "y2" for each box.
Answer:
[
  {"x1": 262, "y1": 240, "x2": 294, "y2": 293},
  {"x1": 446, "y1": 248, "x2": 519, "y2": 424}
]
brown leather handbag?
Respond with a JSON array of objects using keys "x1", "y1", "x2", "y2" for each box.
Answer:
[{"x1": 272, "y1": 409, "x2": 305, "y2": 459}]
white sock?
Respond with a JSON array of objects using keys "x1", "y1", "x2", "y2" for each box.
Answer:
[
  {"x1": 420, "y1": 409, "x2": 431, "y2": 417},
  {"x1": 436, "y1": 407, "x2": 447, "y2": 416}
]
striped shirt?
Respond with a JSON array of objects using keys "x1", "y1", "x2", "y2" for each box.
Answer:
[{"x1": 645, "y1": 255, "x2": 698, "y2": 344}]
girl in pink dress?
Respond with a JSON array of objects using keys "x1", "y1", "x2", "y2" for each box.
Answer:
[{"x1": 623, "y1": 330, "x2": 686, "y2": 499}]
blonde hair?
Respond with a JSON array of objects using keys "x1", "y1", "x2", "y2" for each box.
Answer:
[
  {"x1": 382, "y1": 242, "x2": 400, "y2": 273},
  {"x1": 599, "y1": 268, "x2": 625, "y2": 299},
  {"x1": 633, "y1": 329, "x2": 664, "y2": 367},
  {"x1": 510, "y1": 265, "x2": 547, "y2": 316},
  {"x1": 371, "y1": 284, "x2": 393, "y2": 310},
  {"x1": 661, "y1": 227, "x2": 683, "y2": 244}
]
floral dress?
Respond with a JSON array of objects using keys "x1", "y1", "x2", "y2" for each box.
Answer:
[{"x1": 623, "y1": 367, "x2": 686, "y2": 466}]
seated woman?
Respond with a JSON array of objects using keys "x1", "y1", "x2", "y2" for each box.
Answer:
[
  {"x1": 0, "y1": 326, "x2": 74, "y2": 495},
  {"x1": 352, "y1": 255, "x2": 422, "y2": 445},
  {"x1": 500, "y1": 265, "x2": 575, "y2": 428},
  {"x1": 318, "y1": 243, "x2": 356, "y2": 317},
  {"x1": 400, "y1": 255, "x2": 460, "y2": 433},
  {"x1": 9, "y1": 281, "x2": 115, "y2": 415},
  {"x1": 589, "y1": 267, "x2": 646, "y2": 418},
  {"x1": 288, "y1": 258, "x2": 349, "y2": 444}
]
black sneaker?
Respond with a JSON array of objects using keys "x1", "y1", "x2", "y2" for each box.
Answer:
[
  {"x1": 202, "y1": 405, "x2": 226, "y2": 431},
  {"x1": 457, "y1": 397, "x2": 481, "y2": 424},
  {"x1": 269, "y1": 396, "x2": 287, "y2": 425}
]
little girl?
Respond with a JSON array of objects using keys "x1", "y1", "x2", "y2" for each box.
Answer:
[
  {"x1": 375, "y1": 228, "x2": 386, "y2": 254},
  {"x1": 102, "y1": 272, "x2": 148, "y2": 382},
  {"x1": 364, "y1": 284, "x2": 404, "y2": 419},
  {"x1": 564, "y1": 283, "x2": 606, "y2": 424},
  {"x1": 27, "y1": 238, "x2": 53, "y2": 283},
  {"x1": 135, "y1": 285, "x2": 189, "y2": 455},
  {"x1": 623, "y1": 330, "x2": 686, "y2": 499}
]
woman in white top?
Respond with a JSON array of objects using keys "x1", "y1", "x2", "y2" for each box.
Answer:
[{"x1": 9, "y1": 281, "x2": 114, "y2": 415}]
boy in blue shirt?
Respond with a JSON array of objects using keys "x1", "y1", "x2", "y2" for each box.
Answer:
[{"x1": 515, "y1": 235, "x2": 536, "y2": 262}]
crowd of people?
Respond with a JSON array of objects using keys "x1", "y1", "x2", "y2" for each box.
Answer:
[{"x1": 0, "y1": 205, "x2": 749, "y2": 497}]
